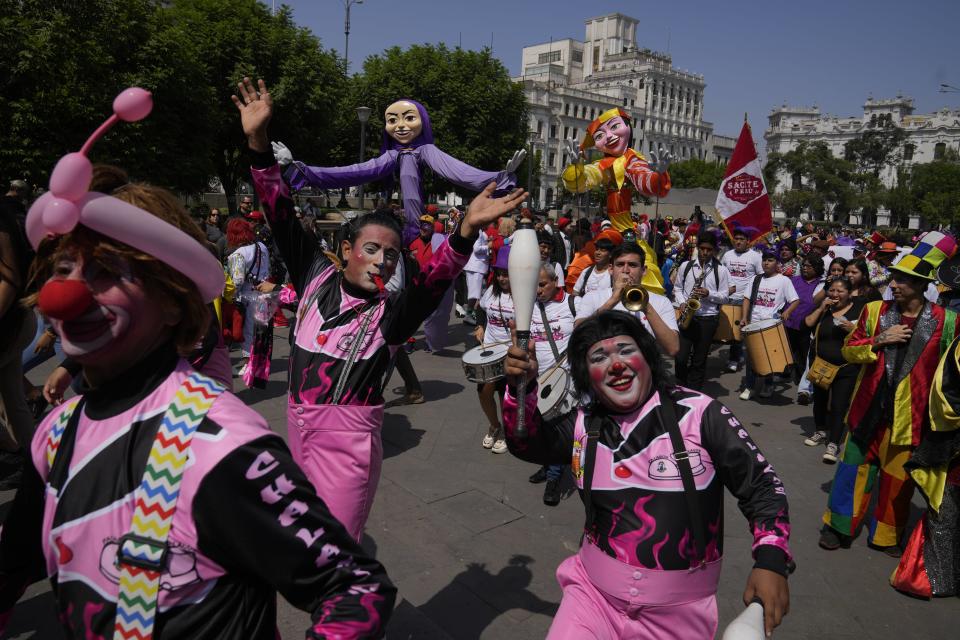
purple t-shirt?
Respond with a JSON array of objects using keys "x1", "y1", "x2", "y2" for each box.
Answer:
[{"x1": 787, "y1": 275, "x2": 822, "y2": 330}]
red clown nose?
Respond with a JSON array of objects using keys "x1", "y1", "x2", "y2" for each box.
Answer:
[{"x1": 38, "y1": 279, "x2": 95, "y2": 321}]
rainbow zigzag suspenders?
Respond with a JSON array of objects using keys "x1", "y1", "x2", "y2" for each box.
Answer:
[{"x1": 47, "y1": 371, "x2": 225, "y2": 639}]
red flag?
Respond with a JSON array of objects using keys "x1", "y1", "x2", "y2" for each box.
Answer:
[{"x1": 715, "y1": 122, "x2": 772, "y2": 245}]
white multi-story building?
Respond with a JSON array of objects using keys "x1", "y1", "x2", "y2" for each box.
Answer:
[
  {"x1": 765, "y1": 95, "x2": 960, "y2": 191},
  {"x1": 515, "y1": 13, "x2": 732, "y2": 210}
]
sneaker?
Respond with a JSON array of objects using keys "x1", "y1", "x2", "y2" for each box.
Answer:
[
  {"x1": 804, "y1": 431, "x2": 828, "y2": 447},
  {"x1": 797, "y1": 392, "x2": 811, "y2": 406},
  {"x1": 401, "y1": 391, "x2": 425, "y2": 405},
  {"x1": 726, "y1": 361, "x2": 739, "y2": 373},
  {"x1": 543, "y1": 478, "x2": 561, "y2": 506},
  {"x1": 462, "y1": 311, "x2": 478, "y2": 326},
  {"x1": 455, "y1": 304, "x2": 466, "y2": 318},
  {"x1": 818, "y1": 527, "x2": 851, "y2": 551},
  {"x1": 529, "y1": 466, "x2": 548, "y2": 484},
  {"x1": 482, "y1": 433, "x2": 495, "y2": 449},
  {"x1": 758, "y1": 384, "x2": 773, "y2": 399},
  {"x1": 739, "y1": 388, "x2": 752, "y2": 401},
  {"x1": 491, "y1": 439, "x2": 508, "y2": 454},
  {"x1": 822, "y1": 442, "x2": 839, "y2": 463}
]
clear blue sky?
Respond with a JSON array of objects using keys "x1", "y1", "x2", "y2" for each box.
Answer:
[{"x1": 280, "y1": 0, "x2": 960, "y2": 143}]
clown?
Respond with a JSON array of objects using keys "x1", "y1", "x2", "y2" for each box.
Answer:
[
  {"x1": 272, "y1": 99, "x2": 524, "y2": 245},
  {"x1": 0, "y1": 89, "x2": 395, "y2": 639},
  {"x1": 235, "y1": 78, "x2": 527, "y2": 541},
  {"x1": 561, "y1": 108, "x2": 671, "y2": 295}
]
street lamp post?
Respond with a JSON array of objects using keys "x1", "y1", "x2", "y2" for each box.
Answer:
[
  {"x1": 357, "y1": 106, "x2": 372, "y2": 209},
  {"x1": 343, "y1": 0, "x2": 364, "y2": 75}
]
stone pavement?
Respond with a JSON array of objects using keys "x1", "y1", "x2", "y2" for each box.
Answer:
[{"x1": 5, "y1": 316, "x2": 959, "y2": 639}]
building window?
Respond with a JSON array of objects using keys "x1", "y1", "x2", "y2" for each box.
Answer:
[
  {"x1": 640, "y1": 119, "x2": 645, "y2": 130},
  {"x1": 546, "y1": 188, "x2": 554, "y2": 204},
  {"x1": 572, "y1": 128, "x2": 578, "y2": 140},
  {"x1": 564, "y1": 103, "x2": 570, "y2": 116},
  {"x1": 538, "y1": 50, "x2": 561, "y2": 64},
  {"x1": 649, "y1": 140, "x2": 655, "y2": 152},
  {"x1": 934, "y1": 142, "x2": 946, "y2": 160},
  {"x1": 593, "y1": 45, "x2": 600, "y2": 71},
  {"x1": 536, "y1": 120, "x2": 543, "y2": 135},
  {"x1": 549, "y1": 152, "x2": 556, "y2": 167},
  {"x1": 630, "y1": 99, "x2": 635, "y2": 106},
  {"x1": 563, "y1": 126, "x2": 569, "y2": 139},
  {"x1": 903, "y1": 143, "x2": 914, "y2": 161},
  {"x1": 791, "y1": 172, "x2": 802, "y2": 190},
  {"x1": 550, "y1": 124, "x2": 557, "y2": 139},
  {"x1": 572, "y1": 50, "x2": 583, "y2": 63}
]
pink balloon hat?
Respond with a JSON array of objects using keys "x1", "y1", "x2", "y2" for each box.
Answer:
[{"x1": 25, "y1": 88, "x2": 225, "y2": 303}]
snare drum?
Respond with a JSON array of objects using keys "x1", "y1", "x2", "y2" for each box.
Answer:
[
  {"x1": 537, "y1": 367, "x2": 578, "y2": 421},
  {"x1": 462, "y1": 343, "x2": 509, "y2": 383},
  {"x1": 714, "y1": 302, "x2": 743, "y2": 342},
  {"x1": 742, "y1": 318, "x2": 793, "y2": 376}
]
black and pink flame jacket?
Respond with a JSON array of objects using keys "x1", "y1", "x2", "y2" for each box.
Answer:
[
  {"x1": 250, "y1": 152, "x2": 472, "y2": 406},
  {"x1": 0, "y1": 346, "x2": 396, "y2": 639},
  {"x1": 503, "y1": 385, "x2": 793, "y2": 576}
]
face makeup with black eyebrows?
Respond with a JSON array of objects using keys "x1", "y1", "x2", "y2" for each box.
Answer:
[{"x1": 384, "y1": 100, "x2": 423, "y2": 146}]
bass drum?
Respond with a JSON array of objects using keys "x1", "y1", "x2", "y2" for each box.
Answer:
[
  {"x1": 537, "y1": 366, "x2": 578, "y2": 421},
  {"x1": 742, "y1": 318, "x2": 793, "y2": 376},
  {"x1": 462, "y1": 343, "x2": 509, "y2": 383}
]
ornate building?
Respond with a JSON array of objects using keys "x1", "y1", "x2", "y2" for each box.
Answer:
[
  {"x1": 764, "y1": 96, "x2": 960, "y2": 226},
  {"x1": 515, "y1": 13, "x2": 732, "y2": 210}
]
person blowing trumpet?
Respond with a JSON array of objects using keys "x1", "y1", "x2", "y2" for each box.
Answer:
[{"x1": 575, "y1": 243, "x2": 679, "y2": 356}]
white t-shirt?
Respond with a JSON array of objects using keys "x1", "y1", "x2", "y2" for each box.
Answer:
[
  {"x1": 228, "y1": 242, "x2": 270, "y2": 297},
  {"x1": 577, "y1": 289, "x2": 679, "y2": 339},
  {"x1": 573, "y1": 264, "x2": 613, "y2": 296},
  {"x1": 721, "y1": 249, "x2": 763, "y2": 296},
  {"x1": 531, "y1": 294, "x2": 578, "y2": 370},
  {"x1": 464, "y1": 233, "x2": 489, "y2": 274},
  {"x1": 747, "y1": 274, "x2": 799, "y2": 322},
  {"x1": 479, "y1": 289, "x2": 514, "y2": 344}
]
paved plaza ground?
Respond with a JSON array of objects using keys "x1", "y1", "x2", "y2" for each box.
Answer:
[{"x1": 4, "y1": 315, "x2": 959, "y2": 639}]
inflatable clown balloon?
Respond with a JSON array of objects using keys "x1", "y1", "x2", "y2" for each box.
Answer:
[{"x1": 273, "y1": 99, "x2": 525, "y2": 245}]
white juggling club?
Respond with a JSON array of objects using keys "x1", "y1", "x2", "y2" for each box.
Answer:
[{"x1": 508, "y1": 222, "x2": 541, "y2": 438}]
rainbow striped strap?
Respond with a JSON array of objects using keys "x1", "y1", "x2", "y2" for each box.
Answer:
[
  {"x1": 113, "y1": 372, "x2": 224, "y2": 640},
  {"x1": 45, "y1": 398, "x2": 82, "y2": 469}
]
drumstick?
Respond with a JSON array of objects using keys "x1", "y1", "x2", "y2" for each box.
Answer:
[{"x1": 509, "y1": 224, "x2": 540, "y2": 439}]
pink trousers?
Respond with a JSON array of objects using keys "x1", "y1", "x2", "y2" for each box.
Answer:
[
  {"x1": 286, "y1": 402, "x2": 384, "y2": 542},
  {"x1": 547, "y1": 543, "x2": 721, "y2": 640}
]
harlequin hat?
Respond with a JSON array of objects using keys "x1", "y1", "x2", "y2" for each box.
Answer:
[
  {"x1": 581, "y1": 107, "x2": 631, "y2": 151},
  {"x1": 890, "y1": 231, "x2": 957, "y2": 281}
]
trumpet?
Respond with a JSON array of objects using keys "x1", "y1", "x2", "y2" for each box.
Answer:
[{"x1": 621, "y1": 285, "x2": 649, "y2": 313}]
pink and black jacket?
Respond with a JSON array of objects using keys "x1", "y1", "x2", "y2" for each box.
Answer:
[
  {"x1": 250, "y1": 151, "x2": 473, "y2": 406},
  {"x1": 0, "y1": 346, "x2": 396, "y2": 638},
  {"x1": 503, "y1": 385, "x2": 793, "y2": 577}
]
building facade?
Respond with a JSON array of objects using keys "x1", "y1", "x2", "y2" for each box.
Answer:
[
  {"x1": 516, "y1": 13, "x2": 731, "y2": 211},
  {"x1": 766, "y1": 97, "x2": 959, "y2": 182}
]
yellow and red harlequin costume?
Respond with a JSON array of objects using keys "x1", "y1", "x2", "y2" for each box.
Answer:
[
  {"x1": 561, "y1": 108, "x2": 669, "y2": 295},
  {"x1": 823, "y1": 232, "x2": 960, "y2": 549}
]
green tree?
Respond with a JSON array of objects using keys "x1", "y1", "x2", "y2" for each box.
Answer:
[
  {"x1": 667, "y1": 158, "x2": 726, "y2": 190},
  {"x1": 909, "y1": 157, "x2": 960, "y2": 227},
  {"x1": 346, "y1": 44, "x2": 528, "y2": 200},
  {"x1": 843, "y1": 123, "x2": 906, "y2": 178}
]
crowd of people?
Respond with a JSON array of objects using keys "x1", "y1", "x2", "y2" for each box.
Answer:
[{"x1": 0, "y1": 78, "x2": 955, "y2": 639}]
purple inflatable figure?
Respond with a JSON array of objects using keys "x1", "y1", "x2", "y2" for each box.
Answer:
[{"x1": 273, "y1": 99, "x2": 525, "y2": 245}]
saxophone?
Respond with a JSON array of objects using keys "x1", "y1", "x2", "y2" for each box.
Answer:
[{"x1": 678, "y1": 265, "x2": 709, "y2": 330}]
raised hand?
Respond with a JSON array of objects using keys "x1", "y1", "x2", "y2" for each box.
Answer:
[
  {"x1": 563, "y1": 140, "x2": 583, "y2": 164},
  {"x1": 648, "y1": 147, "x2": 673, "y2": 174},
  {"x1": 459, "y1": 182, "x2": 528, "y2": 239},
  {"x1": 272, "y1": 141, "x2": 294, "y2": 167},
  {"x1": 505, "y1": 149, "x2": 527, "y2": 174},
  {"x1": 231, "y1": 77, "x2": 273, "y2": 153}
]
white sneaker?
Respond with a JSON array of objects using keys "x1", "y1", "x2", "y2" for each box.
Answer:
[
  {"x1": 804, "y1": 431, "x2": 828, "y2": 447},
  {"x1": 726, "y1": 361, "x2": 739, "y2": 373},
  {"x1": 491, "y1": 439, "x2": 508, "y2": 454},
  {"x1": 455, "y1": 304, "x2": 466, "y2": 318},
  {"x1": 482, "y1": 433, "x2": 495, "y2": 449},
  {"x1": 823, "y1": 443, "x2": 839, "y2": 464},
  {"x1": 739, "y1": 388, "x2": 752, "y2": 401}
]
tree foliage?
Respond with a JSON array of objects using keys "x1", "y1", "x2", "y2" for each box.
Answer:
[
  {"x1": 667, "y1": 159, "x2": 726, "y2": 190},
  {"x1": 843, "y1": 124, "x2": 906, "y2": 178}
]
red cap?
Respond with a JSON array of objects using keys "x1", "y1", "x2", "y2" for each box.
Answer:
[
  {"x1": 246, "y1": 210, "x2": 265, "y2": 222},
  {"x1": 557, "y1": 217, "x2": 571, "y2": 230}
]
